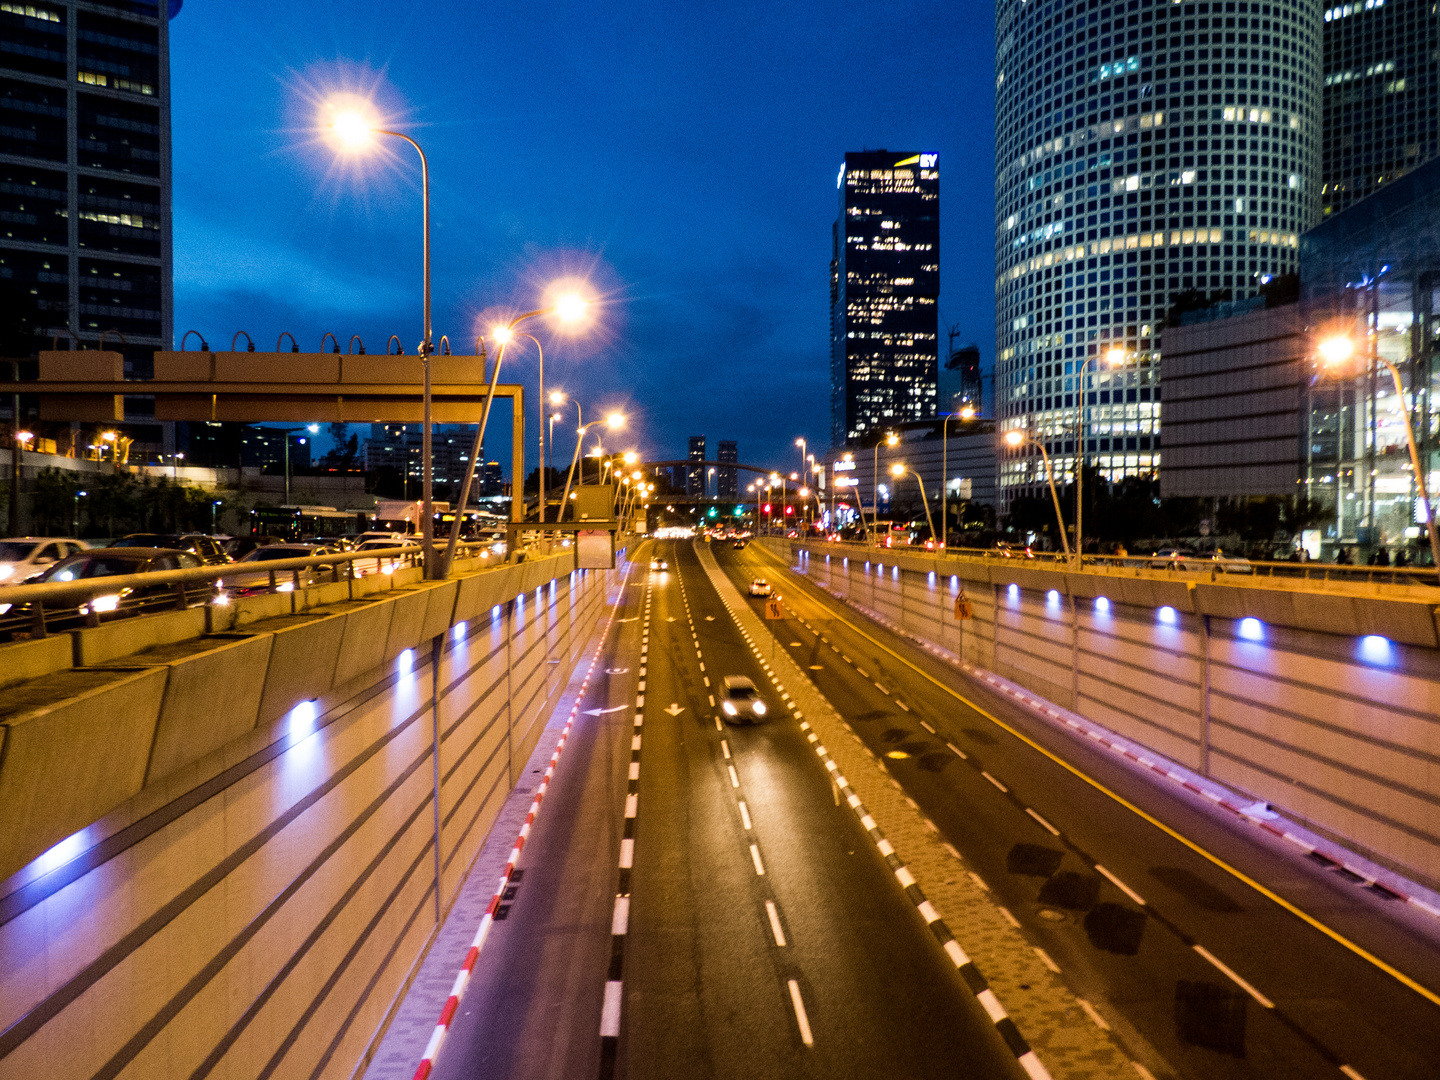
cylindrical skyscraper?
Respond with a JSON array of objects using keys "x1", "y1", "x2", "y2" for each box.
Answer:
[{"x1": 994, "y1": 0, "x2": 1321, "y2": 507}]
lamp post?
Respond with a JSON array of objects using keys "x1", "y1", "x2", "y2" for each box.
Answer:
[
  {"x1": 891, "y1": 463, "x2": 937, "y2": 547},
  {"x1": 73, "y1": 488, "x2": 86, "y2": 537},
  {"x1": 873, "y1": 432, "x2": 898, "y2": 543},
  {"x1": 1319, "y1": 332, "x2": 1440, "y2": 580},
  {"x1": 940, "y1": 406, "x2": 976, "y2": 551},
  {"x1": 513, "y1": 333, "x2": 548, "y2": 524},
  {"x1": 278, "y1": 424, "x2": 318, "y2": 505},
  {"x1": 1074, "y1": 347, "x2": 1130, "y2": 566},
  {"x1": 557, "y1": 413, "x2": 625, "y2": 523},
  {"x1": 1003, "y1": 429, "x2": 1070, "y2": 557},
  {"x1": 326, "y1": 106, "x2": 439, "y2": 576}
]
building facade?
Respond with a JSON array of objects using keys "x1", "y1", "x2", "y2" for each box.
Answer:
[
  {"x1": 830, "y1": 150, "x2": 940, "y2": 446},
  {"x1": 994, "y1": 0, "x2": 1321, "y2": 504},
  {"x1": 716, "y1": 438, "x2": 738, "y2": 497},
  {"x1": 1320, "y1": 0, "x2": 1440, "y2": 217},
  {"x1": 0, "y1": 0, "x2": 175, "y2": 369},
  {"x1": 363, "y1": 423, "x2": 472, "y2": 497},
  {"x1": 687, "y1": 434, "x2": 706, "y2": 496}
]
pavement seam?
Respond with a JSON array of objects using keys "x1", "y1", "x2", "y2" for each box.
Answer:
[{"x1": 697, "y1": 542, "x2": 1131, "y2": 1080}]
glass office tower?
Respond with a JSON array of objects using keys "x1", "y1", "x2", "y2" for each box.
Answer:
[
  {"x1": 994, "y1": 0, "x2": 1320, "y2": 504},
  {"x1": 0, "y1": 0, "x2": 173, "y2": 369},
  {"x1": 830, "y1": 150, "x2": 940, "y2": 447},
  {"x1": 1320, "y1": 0, "x2": 1440, "y2": 217}
]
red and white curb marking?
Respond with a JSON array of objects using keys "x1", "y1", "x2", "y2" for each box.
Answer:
[{"x1": 411, "y1": 563, "x2": 635, "y2": 1080}]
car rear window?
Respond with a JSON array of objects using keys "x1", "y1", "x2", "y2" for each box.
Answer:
[{"x1": 0, "y1": 541, "x2": 37, "y2": 560}]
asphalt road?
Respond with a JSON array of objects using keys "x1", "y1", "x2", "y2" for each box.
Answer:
[
  {"x1": 433, "y1": 540, "x2": 1028, "y2": 1080},
  {"x1": 721, "y1": 538, "x2": 1440, "y2": 1080}
]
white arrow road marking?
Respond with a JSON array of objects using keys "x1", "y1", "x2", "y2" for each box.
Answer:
[
  {"x1": 667, "y1": 617, "x2": 678, "y2": 622},
  {"x1": 618, "y1": 617, "x2": 638, "y2": 621},
  {"x1": 705, "y1": 616, "x2": 715, "y2": 621},
  {"x1": 664, "y1": 703, "x2": 685, "y2": 716},
  {"x1": 605, "y1": 667, "x2": 630, "y2": 674},
  {"x1": 583, "y1": 706, "x2": 629, "y2": 716}
]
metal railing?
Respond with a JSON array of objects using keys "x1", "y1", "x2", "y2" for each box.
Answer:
[
  {"x1": 785, "y1": 537, "x2": 1440, "y2": 590},
  {"x1": 0, "y1": 542, "x2": 501, "y2": 640}
]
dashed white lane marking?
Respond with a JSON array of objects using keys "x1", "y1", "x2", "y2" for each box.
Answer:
[
  {"x1": 738, "y1": 800, "x2": 752, "y2": 830},
  {"x1": 765, "y1": 900, "x2": 787, "y2": 946},
  {"x1": 612, "y1": 894, "x2": 631, "y2": 935},
  {"x1": 787, "y1": 980, "x2": 814, "y2": 1047},
  {"x1": 599, "y1": 980, "x2": 623, "y2": 1037},
  {"x1": 1131, "y1": 1063, "x2": 1158, "y2": 1080},
  {"x1": 855, "y1": 667, "x2": 869, "y2": 678},
  {"x1": 728, "y1": 765, "x2": 740, "y2": 788},
  {"x1": 1096, "y1": 864, "x2": 1146, "y2": 906},
  {"x1": 624, "y1": 794, "x2": 638, "y2": 818},
  {"x1": 709, "y1": 694, "x2": 715, "y2": 707},
  {"x1": 1339, "y1": 1065, "x2": 1369, "y2": 1080},
  {"x1": 1026, "y1": 808, "x2": 1061, "y2": 836},
  {"x1": 703, "y1": 676, "x2": 710, "y2": 687},
  {"x1": 750, "y1": 844, "x2": 766, "y2": 876},
  {"x1": 997, "y1": 906, "x2": 1022, "y2": 929},
  {"x1": 628, "y1": 762, "x2": 640, "y2": 780},
  {"x1": 715, "y1": 716, "x2": 723, "y2": 731},
  {"x1": 947, "y1": 742, "x2": 967, "y2": 759},
  {"x1": 920, "y1": 720, "x2": 936, "y2": 734},
  {"x1": 969, "y1": 871, "x2": 989, "y2": 891},
  {"x1": 982, "y1": 771, "x2": 1008, "y2": 793},
  {"x1": 721, "y1": 739, "x2": 731, "y2": 760},
  {"x1": 1077, "y1": 998, "x2": 1110, "y2": 1030},
  {"x1": 1033, "y1": 947, "x2": 1061, "y2": 973},
  {"x1": 1193, "y1": 945, "x2": 1274, "y2": 1008},
  {"x1": 875, "y1": 682, "x2": 889, "y2": 693},
  {"x1": 896, "y1": 700, "x2": 910, "y2": 712}
]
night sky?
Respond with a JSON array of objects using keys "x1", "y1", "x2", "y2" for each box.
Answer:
[{"x1": 169, "y1": 0, "x2": 995, "y2": 476}]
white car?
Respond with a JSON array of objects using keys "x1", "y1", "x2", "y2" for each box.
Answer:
[
  {"x1": 0, "y1": 537, "x2": 90, "y2": 583},
  {"x1": 650, "y1": 558, "x2": 668, "y2": 571},
  {"x1": 720, "y1": 676, "x2": 767, "y2": 722},
  {"x1": 748, "y1": 578, "x2": 772, "y2": 597}
]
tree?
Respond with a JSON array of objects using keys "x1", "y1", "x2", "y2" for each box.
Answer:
[{"x1": 31, "y1": 467, "x2": 78, "y2": 535}]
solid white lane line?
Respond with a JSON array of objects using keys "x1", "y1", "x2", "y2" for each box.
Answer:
[
  {"x1": 599, "y1": 980, "x2": 623, "y2": 1037},
  {"x1": 721, "y1": 739, "x2": 731, "y2": 759},
  {"x1": 1095, "y1": 864, "x2": 1146, "y2": 906},
  {"x1": 728, "y1": 765, "x2": 740, "y2": 788},
  {"x1": 1076, "y1": 998, "x2": 1110, "y2": 1030},
  {"x1": 1193, "y1": 945, "x2": 1274, "y2": 1008},
  {"x1": 982, "y1": 771, "x2": 1008, "y2": 793},
  {"x1": 766, "y1": 900, "x2": 787, "y2": 946},
  {"x1": 739, "y1": 800, "x2": 752, "y2": 830},
  {"x1": 1033, "y1": 947, "x2": 1061, "y2": 973},
  {"x1": 787, "y1": 980, "x2": 814, "y2": 1047},
  {"x1": 612, "y1": 895, "x2": 630, "y2": 935},
  {"x1": 1026, "y1": 808, "x2": 1061, "y2": 836},
  {"x1": 750, "y1": 844, "x2": 766, "y2": 875}
]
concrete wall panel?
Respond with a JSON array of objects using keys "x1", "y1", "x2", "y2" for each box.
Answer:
[
  {"x1": 256, "y1": 613, "x2": 347, "y2": 728},
  {"x1": 73, "y1": 608, "x2": 208, "y2": 666},
  {"x1": 332, "y1": 601, "x2": 396, "y2": 688},
  {"x1": 420, "y1": 580, "x2": 459, "y2": 642},
  {"x1": 381, "y1": 587, "x2": 432, "y2": 664},
  {"x1": 146, "y1": 634, "x2": 274, "y2": 784}
]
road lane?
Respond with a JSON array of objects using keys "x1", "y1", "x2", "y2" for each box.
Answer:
[
  {"x1": 619, "y1": 539, "x2": 1028, "y2": 1080},
  {"x1": 722, "y1": 539, "x2": 1440, "y2": 1080}
]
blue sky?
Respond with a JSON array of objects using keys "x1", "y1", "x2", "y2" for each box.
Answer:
[{"x1": 169, "y1": 0, "x2": 996, "y2": 475}]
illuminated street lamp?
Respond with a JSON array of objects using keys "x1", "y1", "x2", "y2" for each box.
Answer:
[
  {"x1": 325, "y1": 99, "x2": 442, "y2": 575},
  {"x1": 891, "y1": 463, "x2": 937, "y2": 548},
  {"x1": 1318, "y1": 333, "x2": 1440, "y2": 579},
  {"x1": 1075, "y1": 347, "x2": 1132, "y2": 565},
  {"x1": 1003, "y1": 429, "x2": 1070, "y2": 557},
  {"x1": 557, "y1": 412, "x2": 625, "y2": 522},
  {"x1": 940, "y1": 407, "x2": 978, "y2": 551},
  {"x1": 873, "y1": 432, "x2": 899, "y2": 543}
]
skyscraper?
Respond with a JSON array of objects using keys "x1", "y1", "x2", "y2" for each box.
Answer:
[
  {"x1": 994, "y1": 0, "x2": 1320, "y2": 503},
  {"x1": 687, "y1": 435, "x2": 706, "y2": 496},
  {"x1": 716, "y1": 439, "x2": 738, "y2": 497},
  {"x1": 0, "y1": 0, "x2": 176, "y2": 369},
  {"x1": 830, "y1": 150, "x2": 939, "y2": 447},
  {"x1": 1320, "y1": 0, "x2": 1438, "y2": 216}
]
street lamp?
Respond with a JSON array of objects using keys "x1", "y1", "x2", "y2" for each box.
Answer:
[
  {"x1": 1318, "y1": 332, "x2": 1440, "y2": 579},
  {"x1": 1004, "y1": 429, "x2": 1071, "y2": 556},
  {"x1": 557, "y1": 412, "x2": 625, "y2": 522},
  {"x1": 278, "y1": 424, "x2": 318, "y2": 505},
  {"x1": 325, "y1": 99, "x2": 442, "y2": 575},
  {"x1": 940, "y1": 408, "x2": 978, "y2": 551},
  {"x1": 873, "y1": 432, "x2": 899, "y2": 543},
  {"x1": 73, "y1": 489, "x2": 86, "y2": 537},
  {"x1": 891, "y1": 463, "x2": 938, "y2": 548},
  {"x1": 1074, "y1": 347, "x2": 1131, "y2": 565}
]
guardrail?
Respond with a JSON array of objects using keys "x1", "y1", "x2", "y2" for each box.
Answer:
[
  {"x1": 776, "y1": 535, "x2": 1440, "y2": 589},
  {"x1": 0, "y1": 542, "x2": 494, "y2": 640}
]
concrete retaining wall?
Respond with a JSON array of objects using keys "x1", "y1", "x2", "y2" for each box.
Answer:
[
  {"x1": 779, "y1": 539, "x2": 1440, "y2": 892},
  {"x1": 0, "y1": 550, "x2": 624, "y2": 1080}
]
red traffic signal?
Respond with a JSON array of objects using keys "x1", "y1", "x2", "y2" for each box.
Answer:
[
  {"x1": 785, "y1": 506, "x2": 793, "y2": 515},
  {"x1": 763, "y1": 503, "x2": 772, "y2": 513}
]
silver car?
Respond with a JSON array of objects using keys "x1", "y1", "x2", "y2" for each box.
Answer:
[
  {"x1": 0, "y1": 537, "x2": 90, "y2": 583},
  {"x1": 720, "y1": 676, "x2": 768, "y2": 722}
]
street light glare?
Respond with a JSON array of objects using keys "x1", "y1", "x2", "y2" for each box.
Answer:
[
  {"x1": 491, "y1": 325, "x2": 514, "y2": 345},
  {"x1": 886, "y1": 433, "x2": 899, "y2": 447},
  {"x1": 1104, "y1": 346, "x2": 1128, "y2": 366},
  {"x1": 1004, "y1": 430, "x2": 1025, "y2": 447},
  {"x1": 891, "y1": 464, "x2": 906, "y2": 476},
  {"x1": 623, "y1": 451, "x2": 638, "y2": 464},
  {"x1": 324, "y1": 97, "x2": 379, "y2": 152},
  {"x1": 606, "y1": 412, "x2": 626, "y2": 428},
  {"x1": 960, "y1": 406, "x2": 976, "y2": 419},
  {"x1": 554, "y1": 293, "x2": 588, "y2": 323},
  {"x1": 1319, "y1": 335, "x2": 1355, "y2": 366},
  {"x1": 549, "y1": 390, "x2": 566, "y2": 405}
]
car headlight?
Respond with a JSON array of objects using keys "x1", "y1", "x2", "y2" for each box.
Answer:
[
  {"x1": 722, "y1": 701, "x2": 737, "y2": 716},
  {"x1": 752, "y1": 701, "x2": 766, "y2": 715},
  {"x1": 277, "y1": 581, "x2": 295, "y2": 592},
  {"x1": 0, "y1": 564, "x2": 13, "y2": 580},
  {"x1": 92, "y1": 594, "x2": 121, "y2": 613}
]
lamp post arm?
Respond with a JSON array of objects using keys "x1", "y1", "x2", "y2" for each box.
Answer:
[
  {"x1": 1035, "y1": 441, "x2": 1071, "y2": 557},
  {"x1": 441, "y1": 337, "x2": 506, "y2": 574},
  {"x1": 1382, "y1": 358, "x2": 1440, "y2": 581},
  {"x1": 912, "y1": 471, "x2": 937, "y2": 546},
  {"x1": 521, "y1": 333, "x2": 545, "y2": 526},
  {"x1": 557, "y1": 418, "x2": 602, "y2": 525}
]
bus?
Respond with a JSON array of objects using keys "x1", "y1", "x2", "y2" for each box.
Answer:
[{"x1": 250, "y1": 505, "x2": 371, "y2": 542}]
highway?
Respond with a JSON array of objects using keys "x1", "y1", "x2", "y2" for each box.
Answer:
[
  {"x1": 721, "y1": 537, "x2": 1440, "y2": 1080},
  {"x1": 428, "y1": 535, "x2": 1440, "y2": 1080},
  {"x1": 431, "y1": 538, "x2": 1029, "y2": 1080}
]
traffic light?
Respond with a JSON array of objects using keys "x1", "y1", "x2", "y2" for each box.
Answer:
[
  {"x1": 708, "y1": 507, "x2": 717, "y2": 517},
  {"x1": 735, "y1": 506, "x2": 744, "y2": 516},
  {"x1": 763, "y1": 503, "x2": 772, "y2": 513},
  {"x1": 785, "y1": 506, "x2": 793, "y2": 515}
]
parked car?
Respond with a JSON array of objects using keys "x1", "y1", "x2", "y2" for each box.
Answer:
[
  {"x1": 0, "y1": 537, "x2": 90, "y2": 583},
  {"x1": 1148, "y1": 547, "x2": 1197, "y2": 570},
  {"x1": 0, "y1": 547, "x2": 215, "y2": 638},
  {"x1": 224, "y1": 534, "x2": 283, "y2": 560},
  {"x1": 111, "y1": 533, "x2": 231, "y2": 565},
  {"x1": 225, "y1": 543, "x2": 340, "y2": 595},
  {"x1": 354, "y1": 536, "x2": 420, "y2": 575},
  {"x1": 720, "y1": 676, "x2": 767, "y2": 722},
  {"x1": 748, "y1": 578, "x2": 772, "y2": 597},
  {"x1": 1209, "y1": 548, "x2": 1255, "y2": 574}
]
